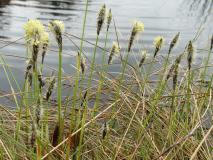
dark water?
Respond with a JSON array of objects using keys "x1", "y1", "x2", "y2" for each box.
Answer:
[{"x1": 0, "y1": 0, "x2": 212, "y2": 105}]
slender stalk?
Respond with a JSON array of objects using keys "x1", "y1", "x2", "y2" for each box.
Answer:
[
  {"x1": 58, "y1": 46, "x2": 63, "y2": 142},
  {"x1": 70, "y1": 0, "x2": 89, "y2": 130},
  {"x1": 69, "y1": 0, "x2": 89, "y2": 158},
  {"x1": 93, "y1": 29, "x2": 109, "y2": 116},
  {"x1": 76, "y1": 35, "x2": 99, "y2": 160}
]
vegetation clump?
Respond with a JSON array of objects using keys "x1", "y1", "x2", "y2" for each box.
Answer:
[{"x1": 0, "y1": 2, "x2": 212, "y2": 160}]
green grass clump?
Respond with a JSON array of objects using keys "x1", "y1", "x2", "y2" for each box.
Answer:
[{"x1": 0, "y1": 1, "x2": 212, "y2": 160}]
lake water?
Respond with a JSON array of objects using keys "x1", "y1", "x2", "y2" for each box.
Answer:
[{"x1": 0, "y1": 0, "x2": 212, "y2": 105}]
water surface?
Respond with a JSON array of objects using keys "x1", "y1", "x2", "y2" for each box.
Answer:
[{"x1": 0, "y1": 0, "x2": 212, "y2": 105}]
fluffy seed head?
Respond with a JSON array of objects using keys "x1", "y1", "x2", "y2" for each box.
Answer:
[
  {"x1": 40, "y1": 31, "x2": 49, "y2": 45},
  {"x1": 166, "y1": 54, "x2": 182, "y2": 81},
  {"x1": 107, "y1": 9, "x2": 112, "y2": 31},
  {"x1": 24, "y1": 19, "x2": 45, "y2": 44},
  {"x1": 153, "y1": 36, "x2": 164, "y2": 58},
  {"x1": 154, "y1": 36, "x2": 165, "y2": 49},
  {"x1": 40, "y1": 32, "x2": 49, "y2": 65},
  {"x1": 49, "y1": 20, "x2": 64, "y2": 47},
  {"x1": 128, "y1": 20, "x2": 144, "y2": 52},
  {"x1": 111, "y1": 42, "x2": 120, "y2": 54},
  {"x1": 108, "y1": 42, "x2": 120, "y2": 64},
  {"x1": 132, "y1": 21, "x2": 144, "y2": 34},
  {"x1": 139, "y1": 50, "x2": 147, "y2": 67},
  {"x1": 77, "y1": 52, "x2": 86, "y2": 74},
  {"x1": 48, "y1": 20, "x2": 64, "y2": 35},
  {"x1": 168, "y1": 32, "x2": 180, "y2": 54},
  {"x1": 187, "y1": 41, "x2": 194, "y2": 70},
  {"x1": 97, "y1": 4, "x2": 106, "y2": 35},
  {"x1": 173, "y1": 54, "x2": 182, "y2": 90}
]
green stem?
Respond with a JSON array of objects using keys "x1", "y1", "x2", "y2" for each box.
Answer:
[
  {"x1": 93, "y1": 30, "x2": 109, "y2": 116},
  {"x1": 76, "y1": 33, "x2": 99, "y2": 160},
  {"x1": 58, "y1": 45, "x2": 63, "y2": 142},
  {"x1": 70, "y1": 0, "x2": 89, "y2": 130}
]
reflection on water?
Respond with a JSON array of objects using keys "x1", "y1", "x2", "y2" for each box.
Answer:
[
  {"x1": 0, "y1": 0, "x2": 212, "y2": 105},
  {"x1": 0, "y1": 0, "x2": 11, "y2": 38},
  {"x1": 0, "y1": 0, "x2": 11, "y2": 6},
  {"x1": 181, "y1": 0, "x2": 213, "y2": 25}
]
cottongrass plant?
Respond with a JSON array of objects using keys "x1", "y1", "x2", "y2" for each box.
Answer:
[
  {"x1": 139, "y1": 50, "x2": 147, "y2": 67},
  {"x1": 153, "y1": 36, "x2": 165, "y2": 58},
  {"x1": 108, "y1": 42, "x2": 120, "y2": 64},
  {"x1": 77, "y1": 52, "x2": 86, "y2": 74},
  {"x1": 24, "y1": 19, "x2": 49, "y2": 70},
  {"x1": 187, "y1": 40, "x2": 194, "y2": 71},
  {"x1": 0, "y1": 3, "x2": 212, "y2": 160},
  {"x1": 168, "y1": 32, "x2": 180, "y2": 55},
  {"x1": 127, "y1": 21, "x2": 144, "y2": 52},
  {"x1": 120, "y1": 20, "x2": 144, "y2": 81},
  {"x1": 23, "y1": 19, "x2": 50, "y2": 159},
  {"x1": 106, "y1": 9, "x2": 112, "y2": 32},
  {"x1": 97, "y1": 4, "x2": 106, "y2": 36},
  {"x1": 49, "y1": 20, "x2": 65, "y2": 144},
  {"x1": 76, "y1": 4, "x2": 107, "y2": 159}
]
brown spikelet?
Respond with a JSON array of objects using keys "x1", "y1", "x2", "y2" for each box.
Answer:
[
  {"x1": 107, "y1": 9, "x2": 112, "y2": 31},
  {"x1": 154, "y1": 47, "x2": 160, "y2": 58},
  {"x1": 168, "y1": 32, "x2": 180, "y2": 55},
  {"x1": 108, "y1": 55, "x2": 113, "y2": 65},
  {"x1": 127, "y1": 21, "x2": 144, "y2": 52},
  {"x1": 32, "y1": 42, "x2": 39, "y2": 70},
  {"x1": 28, "y1": 72, "x2": 33, "y2": 87},
  {"x1": 139, "y1": 51, "x2": 147, "y2": 67},
  {"x1": 30, "y1": 124, "x2": 36, "y2": 149},
  {"x1": 210, "y1": 35, "x2": 213, "y2": 51},
  {"x1": 25, "y1": 59, "x2": 33, "y2": 80},
  {"x1": 68, "y1": 131, "x2": 80, "y2": 152},
  {"x1": 166, "y1": 64, "x2": 175, "y2": 81},
  {"x1": 173, "y1": 54, "x2": 182, "y2": 90},
  {"x1": 128, "y1": 32, "x2": 135, "y2": 52},
  {"x1": 166, "y1": 54, "x2": 182, "y2": 81},
  {"x1": 25, "y1": 62, "x2": 33, "y2": 87},
  {"x1": 38, "y1": 73, "x2": 45, "y2": 89},
  {"x1": 80, "y1": 91, "x2": 88, "y2": 107},
  {"x1": 102, "y1": 121, "x2": 108, "y2": 140},
  {"x1": 46, "y1": 76, "x2": 55, "y2": 101},
  {"x1": 35, "y1": 99, "x2": 43, "y2": 127},
  {"x1": 78, "y1": 52, "x2": 86, "y2": 74},
  {"x1": 52, "y1": 123, "x2": 60, "y2": 147},
  {"x1": 108, "y1": 42, "x2": 120, "y2": 64},
  {"x1": 153, "y1": 37, "x2": 164, "y2": 58},
  {"x1": 97, "y1": 4, "x2": 106, "y2": 35},
  {"x1": 80, "y1": 59, "x2": 86, "y2": 74},
  {"x1": 49, "y1": 21, "x2": 63, "y2": 48},
  {"x1": 187, "y1": 41, "x2": 194, "y2": 70},
  {"x1": 173, "y1": 68, "x2": 178, "y2": 91},
  {"x1": 41, "y1": 43, "x2": 48, "y2": 65}
]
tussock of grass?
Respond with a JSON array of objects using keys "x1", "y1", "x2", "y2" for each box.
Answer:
[{"x1": 0, "y1": 1, "x2": 212, "y2": 160}]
